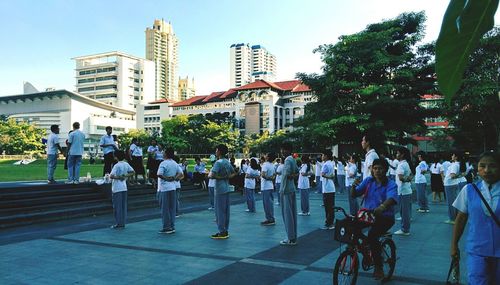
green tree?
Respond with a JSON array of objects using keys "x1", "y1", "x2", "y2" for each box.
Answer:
[
  {"x1": 296, "y1": 12, "x2": 437, "y2": 149},
  {"x1": 160, "y1": 115, "x2": 240, "y2": 154},
  {"x1": 443, "y1": 27, "x2": 500, "y2": 152},
  {"x1": 0, "y1": 118, "x2": 46, "y2": 155},
  {"x1": 118, "y1": 129, "x2": 153, "y2": 151}
]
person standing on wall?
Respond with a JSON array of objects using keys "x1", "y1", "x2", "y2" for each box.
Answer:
[
  {"x1": 47, "y1": 125, "x2": 64, "y2": 184},
  {"x1": 66, "y1": 122, "x2": 86, "y2": 184},
  {"x1": 100, "y1": 126, "x2": 117, "y2": 176}
]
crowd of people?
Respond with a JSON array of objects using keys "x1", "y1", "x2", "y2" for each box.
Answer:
[{"x1": 45, "y1": 123, "x2": 499, "y2": 283}]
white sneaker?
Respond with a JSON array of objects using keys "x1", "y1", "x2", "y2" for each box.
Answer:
[
  {"x1": 298, "y1": 212, "x2": 310, "y2": 216},
  {"x1": 73, "y1": 180, "x2": 80, "y2": 184},
  {"x1": 395, "y1": 217, "x2": 402, "y2": 221},
  {"x1": 65, "y1": 180, "x2": 73, "y2": 184},
  {"x1": 394, "y1": 230, "x2": 410, "y2": 236},
  {"x1": 444, "y1": 220, "x2": 455, "y2": 225},
  {"x1": 208, "y1": 207, "x2": 214, "y2": 210}
]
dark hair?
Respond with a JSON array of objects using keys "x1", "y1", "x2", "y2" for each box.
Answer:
[
  {"x1": 322, "y1": 150, "x2": 332, "y2": 160},
  {"x1": 281, "y1": 142, "x2": 292, "y2": 152},
  {"x1": 372, "y1": 158, "x2": 389, "y2": 172},
  {"x1": 150, "y1": 139, "x2": 157, "y2": 145},
  {"x1": 266, "y1": 152, "x2": 276, "y2": 162},
  {"x1": 164, "y1": 147, "x2": 175, "y2": 159},
  {"x1": 105, "y1": 126, "x2": 112, "y2": 131},
  {"x1": 114, "y1": 150, "x2": 126, "y2": 161},
  {"x1": 112, "y1": 134, "x2": 118, "y2": 141},
  {"x1": 216, "y1": 144, "x2": 228, "y2": 155},
  {"x1": 397, "y1": 147, "x2": 415, "y2": 174},
  {"x1": 131, "y1": 138, "x2": 138, "y2": 143},
  {"x1": 50, "y1": 125, "x2": 59, "y2": 132},
  {"x1": 451, "y1": 151, "x2": 466, "y2": 172},
  {"x1": 478, "y1": 151, "x2": 500, "y2": 165},
  {"x1": 276, "y1": 158, "x2": 281, "y2": 163},
  {"x1": 195, "y1": 157, "x2": 201, "y2": 162},
  {"x1": 250, "y1": 158, "x2": 259, "y2": 170},
  {"x1": 173, "y1": 155, "x2": 180, "y2": 163},
  {"x1": 72, "y1": 122, "x2": 80, "y2": 129},
  {"x1": 350, "y1": 154, "x2": 362, "y2": 174},
  {"x1": 416, "y1": 151, "x2": 426, "y2": 161}
]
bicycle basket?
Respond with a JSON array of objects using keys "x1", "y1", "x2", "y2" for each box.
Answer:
[
  {"x1": 334, "y1": 218, "x2": 357, "y2": 244},
  {"x1": 356, "y1": 208, "x2": 376, "y2": 225}
]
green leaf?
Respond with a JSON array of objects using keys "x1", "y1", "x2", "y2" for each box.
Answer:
[{"x1": 436, "y1": 0, "x2": 498, "y2": 102}]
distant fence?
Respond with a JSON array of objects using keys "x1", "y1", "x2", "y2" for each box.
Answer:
[{"x1": 0, "y1": 154, "x2": 41, "y2": 160}]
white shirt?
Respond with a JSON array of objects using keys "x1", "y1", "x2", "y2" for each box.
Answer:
[
  {"x1": 261, "y1": 162, "x2": 275, "y2": 191},
  {"x1": 245, "y1": 168, "x2": 260, "y2": 189},
  {"x1": 315, "y1": 161, "x2": 323, "y2": 176},
  {"x1": 441, "y1": 161, "x2": 451, "y2": 177},
  {"x1": 275, "y1": 163, "x2": 283, "y2": 184},
  {"x1": 363, "y1": 149, "x2": 379, "y2": 178},
  {"x1": 453, "y1": 181, "x2": 500, "y2": 217},
  {"x1": 298, "y1": 164, "x2": 311, "y2": 189},
  {"x1": 415, "y1": 161, "x2": 428, "y2": 184},
  {"x1": 208, "y1": 170, "x2": 216, "y2": 187},
  {"x1": 389, "y1": 159, "x2": 399, "y2": 176},
  {"x1": 157, "y1": 159, "x2": 180, "y2": 192},
  {"x1": 336, "y1": 161, "x2": 345, "y2": 176},
  {"x1": 99, "y1": 135, "x2": 115, "y2": 155},
  {"x1": 345, "y1": 162, "x2": 357, "y2": 187},
  {"x1": 110, "y1": 161, "x2": 134, "y2": 193},
  {"x1": 147, "y1": 146, "x2": 163, "y2": 160},
  {"x1": 444, "y1": 162, "x2": 460, "y2": 186},
  {"x1": 47, "y1": 133, "x2": 59, "y2": 155},
  {"x1": 130, "y1": 143, "x2": 143, "y2": 157},
  {"x1": 175, "y1": 165, "x2": 182, "y2": 189},
  {"x1": 430, "y1": 163, "x2": 442, "y2": 175},
  {"x1": 68, "y1": 129, "x2": 85, "y2": 156},
  {"x1": 396, "y1": 160, "x2": 412, "y2": 195},
  {"x1": 321, "y1": 160, "x2": 335, "y2": 193}
]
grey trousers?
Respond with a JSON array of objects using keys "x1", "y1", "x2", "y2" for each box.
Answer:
[
  {"x1": 176, "y1": 188, "x2": 181, "y2": 215},
  {"x1": 208, "y1": 186, "x2": 215, "y2": 208},
  {"x1": 315, "y1": 177, "x2": 322, "y2": 193},
  {"x1": 262, "y1": 190, "x2": 274, "y2": 221},
  {"x1": 281, "y1": 192, "x2": 297, "y2": 241},
  {"x1": 215, "y1": 193, "x2": 230, "y2": 233},
  {"x1": 245, "y1": 187, "x2": 256, "y2": 212},
  {"x1": 415, "y1": 183, "x2": 429, "y2": 210},
  {"x1": 159, "y1": 191, "x2": 176, "y2": 230},
  {"x1": 274, "y1": 183, "x2": 281, "y2": 204},
  {"x1": 299, "y1": 188, "x2": 310, "y2": 213},
  {"x1": 444, "y1": 185, "x2": 459, "y2": 221},
  {"x1": 399, "y1": 194, "x2": 412, "y2": 233},
  {"x1": 112, "y1": 191, "x2": 127, "y2": 226},
  {"x1": 47, "y1": 154, "x2": 57, "y2": 181},
  {"x1": 336, "y1": 175, "x2": 345, "y2": 193}
]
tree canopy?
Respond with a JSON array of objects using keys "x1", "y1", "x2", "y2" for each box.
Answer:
[
  {"x1": 295, "y1": 12, "x2": 437, "y2": 149},
  {"x1": 0, "y1": 118, "x2": 46, "y2": 155},
  {"x1": 160, "y1": 115, "x2": 240, "y2": 154},
  {"x1": 443, "y1": 27, "x2": 500, "y2": 152}
]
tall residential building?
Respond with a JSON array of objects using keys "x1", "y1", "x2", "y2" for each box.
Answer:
[
  {"x1": 73, "y1": 51, "x2": 155, "y2": 111},
  {"x1": 251, "y1": 45, "x2": 277, "y2": 82},
  {"x1": 229, "y1": 43, "x2": 277, "y2": 88},
  {"x1": 178, "y1": 76, "x2": 196, "y2": 101},
  {"x1": 145, "y1": 19, "x2": 179, "y2": 101},
  {"x1": 230, "y1": 43, "x2": 252, "y2": 88}
]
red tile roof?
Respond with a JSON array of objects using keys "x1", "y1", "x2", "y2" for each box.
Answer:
[
  {"x1": 291, "y1": 83, "x2": 311, "y2": 92},
  {"x1": 149, "y1": 98, "x2": 175, "y2": 104},
  {"x1": 237, "y1": 80, "x2": 283, "y2": 91},
  {"x1": 220, "y1": 89, "x2": 238, "y2": 99},
  {"x1": 170, "y1": 95, "x2": 207, "y2": 107},
  {"x1": 202, "y1": 91, "x2": 225, "y2": 103},
  {"x1": 274, "y1": 80, "x2": 301, "y2": 91}
]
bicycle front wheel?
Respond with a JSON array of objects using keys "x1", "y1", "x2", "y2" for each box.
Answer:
[
  {"x1": 381, "y1": 239, "x2": 396, "y2": 281},
  {"x1": 333, "y1": 250, "x2": 359, "y2": 285}
]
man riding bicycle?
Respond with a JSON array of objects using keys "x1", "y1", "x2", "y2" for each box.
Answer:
[{"x1": 351, "y1": 158, "x2": 398, "y2": 280}]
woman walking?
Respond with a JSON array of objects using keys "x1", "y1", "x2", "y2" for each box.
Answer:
[
  {"x1": 394, "y1": 147, "x2": 413, "y2": 236},
  {"x1": 415, "y1": 152, "x2": 429, "y2": 213}
]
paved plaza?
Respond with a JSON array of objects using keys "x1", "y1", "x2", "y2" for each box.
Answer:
[{"x1": 0, "y1": 191, "x2": 467, "y2": 284}]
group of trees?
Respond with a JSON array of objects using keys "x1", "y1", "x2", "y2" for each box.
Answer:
[{"x1": 0, "y1": 117, "x2": 45, "y2": 155}]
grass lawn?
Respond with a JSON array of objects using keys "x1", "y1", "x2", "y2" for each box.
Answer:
[{"x1": 0, "y1": 158, "x2": 214, "y2": 182}]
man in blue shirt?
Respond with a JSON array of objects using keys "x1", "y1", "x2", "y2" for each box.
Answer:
[{"x1": 351, "y1": 158, "x2": 398, "y2": 280}]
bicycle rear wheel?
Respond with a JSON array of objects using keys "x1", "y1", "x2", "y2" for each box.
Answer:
[
  {"x1": 381, "y1": 239, "x2": 396, "y2": 281},
  {"x1": 333, "y1": 250, "x2": 359, "y2": 285}
]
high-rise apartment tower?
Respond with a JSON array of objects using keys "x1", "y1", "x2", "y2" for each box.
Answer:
[
  {"x1": 230, "y1": 43, "x2": 276, "y2": 88},
  {"x1": 146, "y1": 19, "x2": 179, "y2": 101}
]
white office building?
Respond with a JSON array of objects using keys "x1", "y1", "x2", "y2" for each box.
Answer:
[
  {"x1": 73, "y1": 51, "x2": 155, "y2": 111},
  {"x1": 230, "y1": 43, "x2": 277, "y2": 88},
  {"x1": 136, "y1": 98, "x2": 174, "y2": 133},
  {"x1": 0, "y1": 89, "x2": 136, "y2": 153}
]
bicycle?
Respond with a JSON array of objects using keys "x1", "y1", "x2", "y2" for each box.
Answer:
[{"x1": 332, "y1": 206, "x2": 396, "y2": 285}]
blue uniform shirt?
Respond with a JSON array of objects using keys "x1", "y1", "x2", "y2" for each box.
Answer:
[{"x1": 355, "y1": 177, "x2": 399, "y2": 217}]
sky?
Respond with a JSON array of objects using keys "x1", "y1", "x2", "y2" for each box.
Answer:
[{"x1": 0, "y1": 0, "x2": 497, "y2": 96}]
